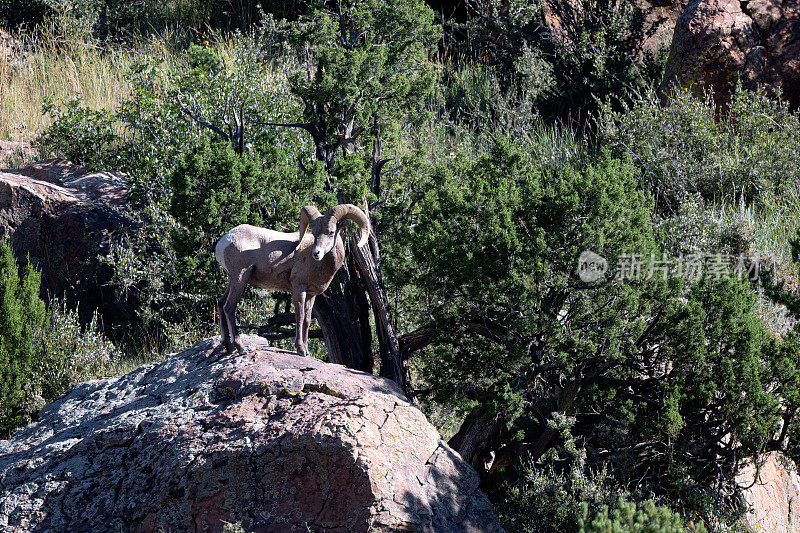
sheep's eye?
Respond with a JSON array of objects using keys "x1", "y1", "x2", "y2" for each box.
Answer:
[{"x1": 329, "y1": 231, "x2": 335, "y2": 236}]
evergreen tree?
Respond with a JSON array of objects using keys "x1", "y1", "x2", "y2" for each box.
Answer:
[
  {"x1": 0, "y1": 240, "x2": 47, "y2": 437},
  {"x1": 388, "y1": 140, "x2": 794, "y2": 515},
  {"x1": 284, "y1": 0, "x2": 439, "y2": 178},
  {"x1": 263, "y1": 0, "x2": 442, "y2": 395}
]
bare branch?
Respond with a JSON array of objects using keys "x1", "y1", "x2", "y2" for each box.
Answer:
[{"x1": 177, "y1": 94, "x2": 230, "y2": 141}]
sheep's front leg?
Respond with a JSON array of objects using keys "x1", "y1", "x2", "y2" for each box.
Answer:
[
  {"x1": 302, "y1": 295, "x2": 316, "y2": 354},
  {"x1": 292, "y1": 286, "x2": 308, "y2": 356}
]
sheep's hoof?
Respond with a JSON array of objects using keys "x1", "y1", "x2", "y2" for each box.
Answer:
[{"x1": 233, "y1": 339, "x2": 246, "y2": 354}]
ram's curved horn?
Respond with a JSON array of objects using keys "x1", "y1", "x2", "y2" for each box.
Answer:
[
  {"x1": 297, "y1": 205, "x2": 322, "y2": 248},
  {"x1": 327, "y1": 204, "x2": 371, "y2": 248}
]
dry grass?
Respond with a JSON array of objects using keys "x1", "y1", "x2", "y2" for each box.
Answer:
[
  {"x1": 0, "y1": 20, "x2": 180, "y2": 143},
  {"x1": 0, "y1": 20, "x2": 279, "y2": 146}
]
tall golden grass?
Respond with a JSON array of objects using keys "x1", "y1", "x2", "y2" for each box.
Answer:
[{"x1": 0, "y1": 19, "x2": 181, "y2": 143}]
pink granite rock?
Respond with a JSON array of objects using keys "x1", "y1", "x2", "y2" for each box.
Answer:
[
  {"x1": 0, "y1": 159, "x2": 130, "y2": 325},
  {"x1": 737, "y1": 452, "x2": 800, "y2": 532},
  {"x1": 661, "y1": 0, "x2": 800, "y2": 109},
  {"x1": 0, "y1": 336, "x2": 503, "y2": 532}
]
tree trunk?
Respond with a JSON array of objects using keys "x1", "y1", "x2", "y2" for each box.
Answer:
[
  {"x1": 352, "y1": 230, "x2": 415, "y2": 402},
  {"x1": 448, "y1": 408, "x2": 506, "y2": 480},
  {"x1": 450, "y1": 380, "x2": 581, "y2": 479},
  {"x1": 312, "y1": 252, "x2": 373, "y2": 373}
]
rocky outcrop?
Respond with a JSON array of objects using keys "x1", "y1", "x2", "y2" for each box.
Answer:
[
  {"x1": 542, "y1": 0, "x2": 687, "y2": 56},
  {"x1": 637, "y1": 0, "x2": 689, "y2": 54},
  {"x1": 737, "y1": 452, "x2": 800, "y2": 532},
  {"x1": 0, "y1": 336, "x2": 503, "y2": 532},
  {"x1": 661, "y1": 0, "x2": 800, "y2": 109},
  {"x1": 0, "y1": 159, "x2": 131, "y2": 326}
]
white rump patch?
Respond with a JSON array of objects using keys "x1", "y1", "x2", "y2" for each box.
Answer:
[
  {"x1": 215, "y1": 232, "x2": 234, "y2": 273},
  {"x1": 215, "y1": 226, "x2": 262, "y2": 274}
]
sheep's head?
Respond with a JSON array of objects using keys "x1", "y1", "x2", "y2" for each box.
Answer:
[{"x1": 298, "y1": 204, "x2": 371, "y2": 261}]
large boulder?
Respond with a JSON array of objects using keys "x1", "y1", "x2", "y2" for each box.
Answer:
[
  {"x1": 661, "y1": 0, "x2": 800, "y2": 109},
  {"x1": 0, "y1": 336, "x2": 503, "y2": 532},
  {"x1": 0, "y1": 159, "x2": 132, "y2": 326}
]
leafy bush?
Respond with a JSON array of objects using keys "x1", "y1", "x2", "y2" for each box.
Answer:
[
  {"x1": 384, "y1": 138, "x2": 800, "y2": 521},
  {"x1": 36, "y1": 97, "x2": 122, "y2": 170},
  {"x1": 281, "y1": 0, "x2": 440, "y2": 181},
  {"x1": 600, "y1": 86, "x2": 800, "y2": 210},
  {"x1": 36, "y1": 33, "x2": 308, "y2": 203},
  {"x1": 100, "y1": 131, "x2": 327, "y2": 342},
  {"x1": 389, "y1": 142, "x2": 655, "y2": 419},
  {"x1": 32, "y1": 302, "x2": 117, "y2": 411},
  {"x1": 498, "y1": 414, "x2": 625, "y2": 532},
  {"x1": 101, "y1": 207, "x2": 211, "y2": 344},
  {"x1": 169, "y1": 135, "x2": 326, "y2": 296},
  {"x1": 0, "y1": 240, "x2": 118, "y2": 438},
  {"x1": 169, "y1": 137, "x2": 269, "y2": 295},
  {"x1": 455, "y1": 0, "x2": 667, "y2": 121}
]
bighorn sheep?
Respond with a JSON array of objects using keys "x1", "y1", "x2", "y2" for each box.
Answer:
[{"x1": 214, "y1": 204, "x2": 370, "y2": 355}]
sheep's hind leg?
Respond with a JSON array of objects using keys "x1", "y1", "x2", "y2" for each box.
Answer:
[
  {"x1": 218, "y1": 284, "x2": 232, "y2": 350},
  {"x1": 292, "y1": 286, "x2": 308, "y2": 356},
  {"x1": 223, "y1": 266, "x2": 252, "y2": 353}
]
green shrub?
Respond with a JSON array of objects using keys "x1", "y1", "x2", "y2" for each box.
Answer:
[
  {"x1": 600, "y1": 86, "x2": 800, "y2": 210},
  {"x1": 0, "y1": 241, "x2": 47, "y2": 437},
  {"x1": 0, "y1": 240, "x2": 118, "y2": 438},
  {"x1": 456, "y1": 0, "x2": 667, "y2": 121},
  {"x1": 169, "y1": 136, "x2": 271, "y2": 296},
  {"x1": 384, "y1": 137, "x2": 800, "y2": 521},
  {"x1": 580, "y1": 498, "x2": 706, "y2": 533},
  {"x1": 36, "y1": 97, "x2": 123, "y2": 171},
  {"x1": 100, "y1": 131, "x2": 327, "y2": 342},
  {"x1": 33, "y1": 302, "x2": 117, "y2": 406},
  {"x1": 36, "y1": 34, "x2": 308, "y2": 204},
  {"x1": 222, "y1": 521, "x2": 246, "y2": 533},
  {"x1": 498, "y1": 414, "x2": 625, "y2": 532}
]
